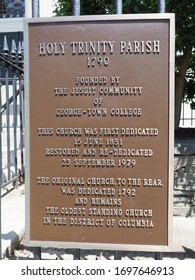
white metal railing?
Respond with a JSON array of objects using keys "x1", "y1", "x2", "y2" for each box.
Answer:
[
  {"x1": 0, "y1": 35, "x2": 24, "y2": 191},
  {"x1": 180, "y1": 101, "x2": 195, "y2": 128}
]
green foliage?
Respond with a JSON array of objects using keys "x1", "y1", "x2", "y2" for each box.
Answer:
[
  {"x1": 54, "y1": 0, "x2": 114, "y2": 15},
  {"x1": 122, "y1": 0, "x2": 157, "y2": 14},
  {"x1": 53, "y1": 0, "x2": 72, "y2": 16},
  {"x1": 53, "y1": 0, "x2": 158, "y2": 15},
  {"x1": 167, "y1": 0, "x2": 195, "y2": 51}
]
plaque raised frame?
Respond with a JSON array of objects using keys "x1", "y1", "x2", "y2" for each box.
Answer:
[{"x1": 25, "y1": 14, "x2": 175, "y2": 252}]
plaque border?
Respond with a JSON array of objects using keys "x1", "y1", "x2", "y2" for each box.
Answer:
[{"x1": 24, "y1": 14, "x2": 175, "y2": 252}]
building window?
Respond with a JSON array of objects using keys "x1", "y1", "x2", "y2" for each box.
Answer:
[{"x1": 0, "y1": 0, "x2": 25, "y2": 18}]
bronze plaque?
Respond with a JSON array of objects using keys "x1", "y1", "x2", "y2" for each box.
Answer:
[{"x1": 25, "y1": 15, "x2": 174, "y2": 251}]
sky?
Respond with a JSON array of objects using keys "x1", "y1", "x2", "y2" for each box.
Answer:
[{"x1": 40, "y1": 0, "x2": 57, "y2": 17}]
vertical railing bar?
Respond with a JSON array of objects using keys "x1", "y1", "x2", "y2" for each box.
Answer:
[
  {"x1": 182, "y1": 101, "x2": 184, "y2": 126},
  {"x1": 32, "y1": 0, "x2": 41, "y2": 258},
  {"x1": 191, "y1": 105, "x2": 193, "y2": 127},
  {"x1": 33, "y1": 247, "x2": 41, "y2": 259},
  {"x1": 157, "y1": 0, "x2": 165, "y2": 13},
  {"x1": 155, "y1": 252, "x2": 163, "y2": 260},
  {"x1": 19, "y1": 78, "x2": 24, "y2": 175},
  {"x1": 114, "y1": 0, "x2": 123, "y2": 259},
  {"x1": 73, "y1": 1, "x2": 80, "y2": 259},
  {"x1": 5, "y1": 69, "x2": 10, "y2": 182},
  {"x1": 0, "y1": 70, "x2": 2, "y2": 260},
  {"x1": 155, "y1": 0, "x2": 165, "y2": 260},
  {"x1": 73, "y1": 0, "x2": 80, "y2": 16},
  {"x1": 115, "y1": 0, "x2": 122, "y2": 15},
  {"x1": 32, "y1": 0, "x2": 40, "y2": 17},
  {"x1": 0, "y1": 73, "x2": 2, "y2": 184},
  {"x1": 73, "y1": 249, "x2": 81, "y2": 260},
  {"x1": 114, "y1": 250, "x2": 122, "y2": 260},
  {"x1": 13, "y1": 74, "x2": 18, "y2": 177}
]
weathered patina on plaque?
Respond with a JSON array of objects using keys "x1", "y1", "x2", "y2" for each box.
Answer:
[{"x1": 25, "y1": 15, "x2": 174, "y2": 250}]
